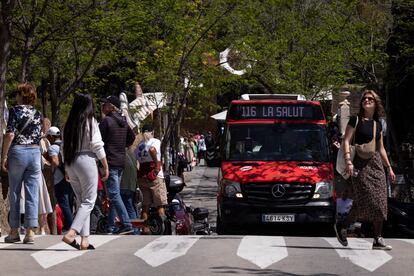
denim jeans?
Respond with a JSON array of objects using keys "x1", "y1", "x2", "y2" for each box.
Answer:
[
  {"x1": 8, "y1": 145, "x2": 41, "y2": 228},
  {"x1": 54, "y1": 179, "x2": 74, "y2": 231},
  {"x1": 121, "y1": 189, "x2": 140, "y2": 235},
  {"x1": 106, "y1": 167, "x2": 131, "y2": 231},
  {"x1": 120, "y1": 189, "x2": 137, "y2": 220}
]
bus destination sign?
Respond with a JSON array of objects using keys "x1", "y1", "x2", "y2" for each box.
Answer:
[{"x1": 228, "y1": 104, "x2": 324, "y2": 120}]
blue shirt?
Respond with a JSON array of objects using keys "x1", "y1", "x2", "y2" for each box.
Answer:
[{"x1": 48, "y1": 142, "x2": 65, "y2": 185}]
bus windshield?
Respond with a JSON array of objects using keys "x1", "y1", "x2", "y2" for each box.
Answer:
[{"x1": 225, "y1": 123, "x2": 329, "y2": 162}]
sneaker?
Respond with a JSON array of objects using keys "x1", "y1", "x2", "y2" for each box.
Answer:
[
  {"x1": 23, "y1": 228, "x2": 35, "y2": 244},
  {"x1": 334, "y1": 222, "x2": 348, "y2": 246},
  {"x1": 113, "y1": 225, "x2": 133, "y2": 235},
  {"x1": 373, "y1": 237, "x2": 392, "y2": 250},
  {"x1": 19, "y1": 226, "x2": 26, "y2": 235},
  {"x1": 4, "y1": 233, "x2": 21, "y2": 243}
]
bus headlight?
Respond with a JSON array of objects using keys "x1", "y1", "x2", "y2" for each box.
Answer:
[
  {"x1": 313, "y1": 181, "x2": 333, "y2": 199},
  {"x1": 221, "y1": 179, "x2": 242, "y2": 198}
]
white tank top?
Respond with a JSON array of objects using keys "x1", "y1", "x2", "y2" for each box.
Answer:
[{"x1": 135, "y1": 138, "x2": 163, "y2": 178}]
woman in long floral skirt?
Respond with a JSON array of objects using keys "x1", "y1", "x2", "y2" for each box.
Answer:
[{"x1": 335, "y1": 89, "x2": 396, "y2": 250}]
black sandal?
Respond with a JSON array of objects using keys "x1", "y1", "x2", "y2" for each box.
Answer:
[
  {"x1": 62, "y1": 238, "x2": 81, "y2": 250},
  {"x1": 81, "y1": 244, "x2": 95, "y2": 250}
]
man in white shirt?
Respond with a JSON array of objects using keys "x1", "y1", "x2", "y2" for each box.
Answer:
[{"x1": 135, "y1": 124, "x2": 168, "y2": 233}]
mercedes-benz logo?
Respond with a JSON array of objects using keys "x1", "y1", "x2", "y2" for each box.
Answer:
[{"x1": 271, "y1": 184, "x2": 286, "y2": 198}]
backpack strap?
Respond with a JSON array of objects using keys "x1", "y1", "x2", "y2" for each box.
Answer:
[
  {"x1": 15, "y1": 108, "x2": 37, "y2": 138},
  {"x1": 351, "y1": 116, "x2": 358, "y2": 146}
]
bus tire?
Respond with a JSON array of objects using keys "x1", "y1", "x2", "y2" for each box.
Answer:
[{"x1": 216, "y1": 215, "x2": 234, "y2": 235}]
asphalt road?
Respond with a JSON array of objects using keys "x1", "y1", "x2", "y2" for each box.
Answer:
[
  {"x1": 1, "y1": 164, "x2": 413, "y2": 275},
  {"x1": 180, "y1": 163, "x2": 219, "y2": 229},
  {"x1": 1, "y1": 234, "x2": 414, "y2": 275}
]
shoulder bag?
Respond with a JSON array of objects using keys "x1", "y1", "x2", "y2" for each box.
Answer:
[
  {"x1": 336, "y1": 116, "x2": 358, "y2": 179},
  {"x1": 355, "y1": 121, "x2": 376, "y2": 159}
]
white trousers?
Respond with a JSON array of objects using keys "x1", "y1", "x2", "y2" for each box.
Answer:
[{"x1": 66, "y1": 153, "x2": 98, "y2": 236}]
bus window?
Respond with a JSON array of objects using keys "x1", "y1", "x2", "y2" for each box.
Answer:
[{"x1": 225, "y1": 124, "x2": 329, "y2": 162}]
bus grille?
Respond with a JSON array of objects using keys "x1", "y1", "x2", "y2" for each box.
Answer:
[{"x1": 242, "y1": 182, "x2": 314, "y2": 204}]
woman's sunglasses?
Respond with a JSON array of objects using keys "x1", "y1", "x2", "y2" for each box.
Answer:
[{"x1": 362, "y1": 96, "x2": 375, "y2": 102}]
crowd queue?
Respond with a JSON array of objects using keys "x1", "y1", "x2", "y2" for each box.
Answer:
[{"x1": 0, "y1": 82, "x2": 212, "y2": 250}]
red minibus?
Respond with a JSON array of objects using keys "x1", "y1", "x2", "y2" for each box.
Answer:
[{"x1": 217, "y1": 94, "x2": 335, "y2": 233}]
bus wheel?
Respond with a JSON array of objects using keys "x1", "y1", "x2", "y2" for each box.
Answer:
[{"x1": 216, "y1": 215, "x2": 233, "y2": 235}]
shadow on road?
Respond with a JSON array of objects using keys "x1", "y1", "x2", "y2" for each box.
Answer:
[
  {"x1": 217, "y1": 223, "x2": 335, "y2": 237},
  {"x1": 210, "y1": 266, "x2": 337, "y2": 275}
]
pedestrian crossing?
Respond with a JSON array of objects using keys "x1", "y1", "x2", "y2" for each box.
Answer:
[
  {"x1": 1, "y1": 235, "x2": 413, "y2": 273},
  {"x1": 237, "y1": 236, "x2": 288, "y2": 269},
  {"x1": 324, "y1": 238, "x2": 393, "y2": 272},
  {"x1": 134, "y1": 236, "x2": 200, "y2": 267},
  {"x1": 31, "y1": 235, "x2": 120, "y2": 269}
]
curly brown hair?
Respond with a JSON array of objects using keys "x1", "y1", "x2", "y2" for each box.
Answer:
[
  {"x1": 357, "y1": 89, "x2": 385, "y2": 121},
  {"x1": 16, "y1": 82, "x2": 37, "y2": 105}
]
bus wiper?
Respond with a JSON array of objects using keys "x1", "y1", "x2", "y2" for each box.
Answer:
[
  {"x1": 297, "y1": 161, "x2": 323, "y2": 166},
  {"x1": 231, "y1": 162, "x2": 260, "y2": 166}
]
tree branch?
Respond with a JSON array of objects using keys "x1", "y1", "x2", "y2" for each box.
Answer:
[
  {"x1": 58, "y1": 44, "x2": 101, "y2": 105},
  {"x1": 177, "y1": 4, "x2": 236, "y2": 76}
]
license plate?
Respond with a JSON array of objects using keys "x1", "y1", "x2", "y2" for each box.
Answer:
[{"x1": 262, "y1": 214, "x2": 295, "y2": 222}]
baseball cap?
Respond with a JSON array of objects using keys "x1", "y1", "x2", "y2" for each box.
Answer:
[
  {"x1": 102, "y1": 95, "x2": 120, "y2": 109},
  {"x1": 47, "y1": 126, "x2": 60, "y2": 137},
  {"x1": 141, "y1": 124, "x2": 154, "y2": 133}
]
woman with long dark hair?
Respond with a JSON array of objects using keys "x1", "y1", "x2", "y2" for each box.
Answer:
[
  {"x1": 335, "y1": 89, "x2": 396, "y2": 250},
  {"x1": 1, "y1": 83, "x2": 43, "y2": 244},
  {"x1": 62, "y1": 94, "x2": 108, "y2": 250}
]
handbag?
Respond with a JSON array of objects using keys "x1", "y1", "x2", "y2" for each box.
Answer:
[
  {"x1": 355, "y1": 121, "x2": 376, "y2": 159},
  {"x1": 336, "y1": 116, "x2": 358, "y2": 179}
]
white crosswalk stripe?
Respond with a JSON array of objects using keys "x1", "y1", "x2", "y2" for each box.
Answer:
[
  {"x1": 31, "y1": 235, "x2": 119, "y2": 269},
  {"x1": 237, "y1": 236, "x2": 288, "y2": 269},
  {"x1": 323, "y1": 238, "x2": 393, "y2": 272},
  {"x1": 134, "y1": 236, "x2": 200, "y2": 267}
]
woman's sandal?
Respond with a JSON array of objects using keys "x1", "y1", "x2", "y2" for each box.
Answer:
[
  {"x1": 80, "y1": 244, "x2": 95, "y2": 250},
  {"x1": 62, "y1": 238, "x2": 81, "y2": 250}
]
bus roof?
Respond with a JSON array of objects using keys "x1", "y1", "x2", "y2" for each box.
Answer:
[{"x1": 240, "y1": 94, "x2": 307, "y2": 100}]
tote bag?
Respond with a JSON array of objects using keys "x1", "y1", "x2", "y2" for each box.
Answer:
[{"x1": 336, "y1": 116, "x2": 358, "y2": 179}]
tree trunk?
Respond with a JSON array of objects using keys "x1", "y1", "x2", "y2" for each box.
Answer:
[
  {"x1": 0, "y1": 0, "x2": 16, "y2": 170},
  {"x1": 49, "y1": 65, "x2": 59, "y2": 126},
  {"x1": 19, "y1": 36, "x2": 33, "y2": 82},
  {"x1": 39, "y1": 78, "x2": 48, "y2": 115}
]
